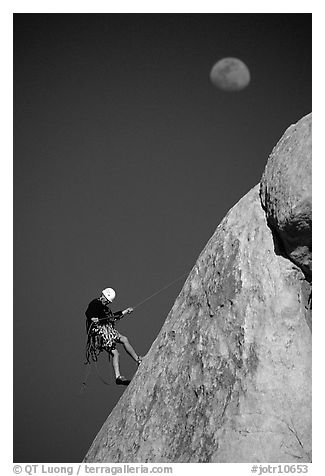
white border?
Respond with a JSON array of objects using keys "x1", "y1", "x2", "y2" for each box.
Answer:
[
  {"x1": 9, "y1": 1, "x2": 314, "y2": 14},
  {"x1": 3, "y1": 3, "x2": 320, "y2": 474}
]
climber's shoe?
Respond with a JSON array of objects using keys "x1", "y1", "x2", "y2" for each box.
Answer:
[
  {"x1": 137, "y1": 356, "x2": 143, "y2": 366},
  {"x1": 116, "y1": 376, "x2": 130, "y2": 386}
]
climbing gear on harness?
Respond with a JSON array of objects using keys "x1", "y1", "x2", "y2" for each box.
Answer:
[
  {"x1": 85, "y1": 322, "x2": 120, "y2": 363},
  {"x1": 102, "y1": 287, "x2": 116, "y2": 302},
  {"x1": 81, "y1": 318, "x2": 116, "y2": 392},
  {"x1": 85, "y1": 322, "x2": 103, "y2": 364}
]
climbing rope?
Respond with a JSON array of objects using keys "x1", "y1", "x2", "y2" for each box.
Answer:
[
  {"x1": 132, "y1": 271, "x2": 189, "y2": 309},
  {"x1": 94, "y1": 361, "x2": 111, "y2": 386},
  {"x1": 78, "y1": 360, "x2": 112, "y2": 396},
  {"x1": 79, "y1": 320, "x2": 112, "y2": 394},
  {"x1": 79, "y1": 361, "x2": 93, "y2": 395}
]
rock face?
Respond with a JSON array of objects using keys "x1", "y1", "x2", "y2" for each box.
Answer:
[
  {"x1": 260, "y1": 114, "x2": 312, "y2": 281},
  {"x1": 84, "y1": 115, "x2": 312, "y2": 463}
]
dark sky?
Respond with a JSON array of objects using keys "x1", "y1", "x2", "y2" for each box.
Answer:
[{"x1": 14, "y1": 13, "x2": 311, "y2": 463}]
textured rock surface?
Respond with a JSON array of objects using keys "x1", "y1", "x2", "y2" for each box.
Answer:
[
  {"x1": 260, "y1": 113, "x2": 312, "y2": 280},
  {"x1": 84, "y1": 117, "x2": 312, "y2": 463}
]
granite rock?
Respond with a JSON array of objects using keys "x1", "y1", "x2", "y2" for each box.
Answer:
[
  {"x1": 260, "y1": 114, "x2": 312, "y2": 280},
  {"x1": 84, "y1": 116, "x2": 312, "y2": 463}
]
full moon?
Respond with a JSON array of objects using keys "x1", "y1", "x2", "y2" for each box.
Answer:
[{"x1": 210, "y1": 57, "x2": 251, "y2": 92}]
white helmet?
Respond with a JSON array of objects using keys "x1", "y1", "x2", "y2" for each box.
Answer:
[{"x1": 101, "y1": 287, "x2": 116, "y2": 302}]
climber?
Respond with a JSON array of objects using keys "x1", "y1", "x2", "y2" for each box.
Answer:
[{"x1": 85, "y1": 287, "x2": 142, "y2": 386}]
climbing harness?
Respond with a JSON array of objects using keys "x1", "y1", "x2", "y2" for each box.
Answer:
[
  {"x1": 79, "y1": 322, "x2": 114, "y2": 395},
  {"x1": 85, "y1": 320, "x2": 120, "y2": 365}
]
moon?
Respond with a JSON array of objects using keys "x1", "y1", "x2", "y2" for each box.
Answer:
[{"x1": 210, "y1": 58, "x2": 251, "y2": 92}]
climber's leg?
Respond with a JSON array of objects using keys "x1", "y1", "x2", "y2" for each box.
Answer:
[
  {"x1": 117, "y1": 334, "x2": 140, "y2": 363},
  {"x1": 110, "y1": 348, "x2": 120, "y2": 379},
  {"x1": 110, "y1": 347, "x2": 131, "y2": 386}
]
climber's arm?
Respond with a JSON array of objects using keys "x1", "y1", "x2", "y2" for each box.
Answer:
[{"x1": 113, "y1": 308, "x2": 134, "y2": 320}]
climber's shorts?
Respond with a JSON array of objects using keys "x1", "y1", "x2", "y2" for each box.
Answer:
[{"x1": 91, "y1": 324, "x2": 121, "y2": 353}]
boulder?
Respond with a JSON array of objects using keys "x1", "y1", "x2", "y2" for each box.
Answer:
[
  {"x1": 84, "y1": 195, "x2": 311, "y2": 462},
  {"x1": 84, "y1": 114, "x2": 312, "y2": 463},
  {"x1": 260, "y1": 114, "x2": 312, "y2": 281}
]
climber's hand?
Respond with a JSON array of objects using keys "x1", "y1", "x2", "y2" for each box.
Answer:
[
  {"x1": 91, "y1": 317, "x2": 99, "y2": 323},
  {"x1": 125, "y1": 307, "x2": 134, "y2": 315}
]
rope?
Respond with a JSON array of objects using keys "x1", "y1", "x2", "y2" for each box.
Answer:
[
  {"x1": 78, "y1": 362, "x2": 93, "y2": 396},
  {"x1": 132, "y1": 271, "x2": 188, "y2": 309},
  {"x1": 94, "y1": 361, "x2": 111, "y2": 386},
  {"x1": 78, "y1": 360, "x2": 112, "y2": 396}
]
